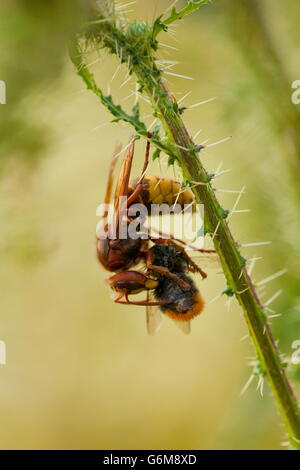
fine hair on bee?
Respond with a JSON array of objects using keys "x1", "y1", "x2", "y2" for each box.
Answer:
[
  {"x1": 153, "y1": 271, "x2": 204, "y2": 322},
  {"x1": 148, "y1": 243, "x2": 189, "y2": 274},
  {"x1": 148, "y1": 244, "x2": 205, "y2": 321}
]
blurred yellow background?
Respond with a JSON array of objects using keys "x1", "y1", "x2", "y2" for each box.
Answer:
[{"x1": 0, "y1": 0, "x2": 300, "y2": 450}]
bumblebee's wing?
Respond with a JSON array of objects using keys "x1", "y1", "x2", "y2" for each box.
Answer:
[
  {"x1": 146, "y1": 291, "x2": 163, "y2": 336},
  {"x1": 173, "y1": 320, "x2": 191, "y2": 335}
]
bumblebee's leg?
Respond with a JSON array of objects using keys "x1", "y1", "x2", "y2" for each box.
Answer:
[
  {"x1": 168, "y1": 240, "x2": 208, "y2": 279},
  {"x1": 187, "y1": 264, "x2": 207, "y2": 279},
  {"x1": 145, "y1": 250, "x2": 191, "y2": 291}
]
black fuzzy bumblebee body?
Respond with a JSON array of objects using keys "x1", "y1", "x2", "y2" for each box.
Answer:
[
  {"x1": 148, "y1": 244, "x2": 204, "y2": 320},
  {"x1": 148, "y1": 244, "x2": 188, "y2": 274}
]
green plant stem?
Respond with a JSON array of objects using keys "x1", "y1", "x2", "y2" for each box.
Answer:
[
  {"x1": 153, "y1": 0, "x2": 209, "y2": 37},
  {"x1": 70, "y1": 0, "x2": 300, "y2": 448},
  {"x1": 132, "y1": 68, "x2": 300, "y2": 448},
  {"x1": 140, "y1": 78, "x2": 300, "y2": 449}
]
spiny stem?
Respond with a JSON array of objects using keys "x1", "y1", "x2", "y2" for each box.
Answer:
[
  {"x1": 70, "y1": 0, "x2": 300, "y2": 448},
  {"x1": 153, "y1": 0, "x2": 209, "y2": 37}
]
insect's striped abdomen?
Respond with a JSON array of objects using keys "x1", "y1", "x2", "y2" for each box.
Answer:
[{"x1": 133, "y1": 175, "x2": 195, "y2": 207}]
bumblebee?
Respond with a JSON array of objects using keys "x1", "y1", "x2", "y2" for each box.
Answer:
[{"x1": 108, "y1": 244, "x2": 205, "y2": 335}]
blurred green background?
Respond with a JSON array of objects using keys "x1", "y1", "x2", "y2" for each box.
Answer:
[{"x1": 0, "y1": 0, "x2": 300, "y2": 450}]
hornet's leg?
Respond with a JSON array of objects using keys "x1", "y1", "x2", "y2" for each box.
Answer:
[
  {"x1": 150, "y1": 227, "x2": 216, "y2": 254},
  {"x1": 115, "y1": 293, "x2": 171, "y2": 307},
  {"x1": 150, "y1": 237, "x2": 208, "y2": 279},
  {"x1": 145, "y1": 250, "x2": 191, "y2": 291}
]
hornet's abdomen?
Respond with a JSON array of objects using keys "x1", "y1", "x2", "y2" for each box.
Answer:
[{"x1": 132, "y1": 175, "x2": 195, "y2": 208}]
